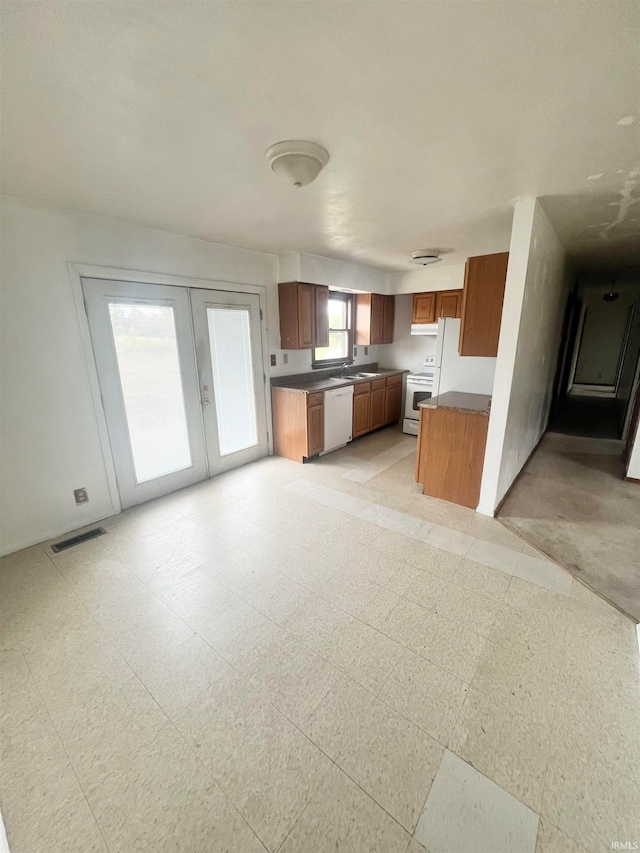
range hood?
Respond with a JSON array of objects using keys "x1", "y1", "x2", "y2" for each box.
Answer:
[{"x1": 410, "y1": 323, "x2": 439, "y2": 336}]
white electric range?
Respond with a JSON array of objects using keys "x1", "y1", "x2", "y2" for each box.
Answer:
[{"x1": 402, "y1": 356, "x2": 440, "y2": 435}]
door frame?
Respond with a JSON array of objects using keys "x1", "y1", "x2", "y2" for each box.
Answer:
[{"x1": 68, "y1": 263, "x2": 273, "y2": 517}]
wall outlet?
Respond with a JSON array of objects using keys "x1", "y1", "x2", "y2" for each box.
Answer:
[
  {"x1": 364, "y1": 346, "x2": 369, "y2": 356},
  {"x1": 74, "y1": 488, "x2": 89, "y2": 504},
  {"x1": 353, "y1": 346, "x2": 358, "y2": 357},
  {"x1": 270, "y1": 354, "x2": 277, "y2": 367},
  {"x1": 283, "y1": 353, "x2": 288, "y2": 364}
]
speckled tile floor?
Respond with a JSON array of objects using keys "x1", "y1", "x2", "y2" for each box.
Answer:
[{"x1": 1, "y1": 426, "x2": 639, "y2": 853}]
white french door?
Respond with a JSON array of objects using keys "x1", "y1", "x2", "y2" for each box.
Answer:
[
  {"x1": 190, "y1": 289, "x2": 268, "y2": 474},
  {"x1": 83, "y1": 278, "x2": 268, "y2": 509}
]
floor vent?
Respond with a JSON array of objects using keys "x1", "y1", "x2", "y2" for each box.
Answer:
[{"x1": 51, "y1": 527, "x2": 106, "y2": 553}]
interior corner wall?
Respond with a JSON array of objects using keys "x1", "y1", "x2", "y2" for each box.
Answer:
[
  {"x1": 478, "y1": 198, "x2": 569, "y2": 515},
  {"x1": 627, "y1": 425, "x2": 640, "y2": 479},
  {"x1": 0, "y1": 197, "x2": 278, "y2": 556}
]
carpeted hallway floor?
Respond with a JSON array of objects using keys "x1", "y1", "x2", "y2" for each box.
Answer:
[{"x1": 499, "y1": 431, "x2": 640, "y2": 621}]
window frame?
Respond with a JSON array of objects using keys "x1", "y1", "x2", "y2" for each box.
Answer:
[{"x1": 312, "y1": 291, "x2": 354, "y2": 368}]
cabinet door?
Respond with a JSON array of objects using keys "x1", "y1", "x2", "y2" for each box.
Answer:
[
  {"x1": 314, "y1": 285, "x2": 329, "y2": 348},
  {"x1": 307, "y1": 404, "x2": 324, "y2": 456},
  {"x1": 436, "y1": 290, "x2": 461, "y2": 319},
  {"x1": 370, "y1": 387, "x2": 385, "y2": 430},
  {"x1": 412, "y1": 292, "x2": 436, "y2": 324},
  {"x1": 384, "y1": 384, "x2": 403, "y2": 424},
  {"x1": 370, "y1": 294, "x2": 385, "y2": 344},
  {"x1": 298, "y1": 284, "x2": 315, "y2": 349},
  {"x1": 459, "y1": 253, "x2": 509, "y2": 357},
  {"x1": 382, "y1": 296, "x2": 395, "y2": 343},
  {"x1": 353, "y1": 391, "x2": 371, "y2": 437}
]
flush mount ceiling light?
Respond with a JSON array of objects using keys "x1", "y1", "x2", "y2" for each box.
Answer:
[
  {"x1": 410, "y1": 250, "x2": 442, "y2": 266},
  {"x1": 265, "y1": 140, "x2": 329, "y2": 188}
]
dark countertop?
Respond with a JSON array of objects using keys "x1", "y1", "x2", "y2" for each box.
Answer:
[
  {"x1": 272, "y1": 367, "x2": 408, "y2": 394},
  {"x1": 419, "y1": 391, "x2": 492, "y2": 416}
]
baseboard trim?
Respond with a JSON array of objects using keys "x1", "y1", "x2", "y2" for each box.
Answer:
[{"x1": 475, "y1": 504, "x2": 495, "y2": 517}]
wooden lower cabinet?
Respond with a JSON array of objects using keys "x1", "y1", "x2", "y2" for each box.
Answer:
[
  {"x1": 273, "y1": 372, "x2": 405, "y2": 462},
  {"x1": 416, "y1": 406, "x2": 489, "y2": 508},
  {"x1": 272, "y1": 388, "x2": 324, "y2": 462},
  {"x1": 384, "y1": 374, "x2": 403, "y2": 424},
  {"x1": 352, "y1": 374, "x2": 403, "y2": 439},
  {"x1": 307, "y1": 403, "x2": 324, "y2": 456},
  {"x1": 353, "y1": 384, "x2": 372, "y2": 437},
  {"x1": 384, "y1": 383, "x2": 402, "y2": 424},
  {"x1": 370, "y1": 383, "x2": 386, "y2": 430}
]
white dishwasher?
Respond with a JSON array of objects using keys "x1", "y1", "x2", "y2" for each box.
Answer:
[{"x1": 322, "y1": 385, "x2": 354, "y2": 454}]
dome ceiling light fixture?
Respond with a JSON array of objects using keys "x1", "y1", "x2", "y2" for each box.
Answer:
[
  {"x1": 410, "y1": 250, "x2": 442, "y2": 266},
  {"x1": 264, "y1": 140, "x2": 329, "y2": 188}
]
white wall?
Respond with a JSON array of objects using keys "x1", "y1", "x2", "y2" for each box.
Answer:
[
  {"x1": 296, "y1": 252, "x2": 387, "y2": 293},
  {"x1": 478, "y1": 198, "x2": 569, "y2": 515},
  {"x1": 0, "y1": 200, "x2": 400, "y2": 552},
  {"x1": 573, "y1": 277, "x2": 640, "y2": 386},
  {"x1": 387, "y1": 263, "x2": 465, "y2": 295},
  {"x1": 382, "y1": 294, "x2": 437, "y2": 374},
  {"x1": 0, "y1": 197, "x2": 278, "y2": 555}
]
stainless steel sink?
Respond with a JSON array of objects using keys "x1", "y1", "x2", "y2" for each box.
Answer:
[{"x1": 327, "y1": 372, "x2": 381, "y2": 382}]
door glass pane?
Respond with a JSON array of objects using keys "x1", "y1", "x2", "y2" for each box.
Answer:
[
  {"x1": 108, "y1": 302, "x2": 192, "y2": 482},
  {"x1": 207, "y1": 307, "x2": 258, "y2": 456}
]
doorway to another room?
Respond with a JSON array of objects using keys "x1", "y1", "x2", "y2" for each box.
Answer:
[{"x1": 83, "y1": 278, "x2": 268, "y2": 509}]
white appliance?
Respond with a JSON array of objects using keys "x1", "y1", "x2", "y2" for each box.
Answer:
[
  {"x1": 410, "y1": 323, "x2": 439, "y2": 336},
  {"x1": 402, "y1": 318, "x2": 496, "y2": 435},
  {"x1": 403, "y1": 356, "x2": 440, "y2": 435},
  {"x1": 435, "y1": 318, "x2": 496, "y2": 395},
  {"x1": 322, "y1": 385, "x2": 354, "y2": 453}
]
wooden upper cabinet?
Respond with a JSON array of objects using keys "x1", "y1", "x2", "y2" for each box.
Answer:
[
  {"x1": 412, "y1": 292, "x2": 436, "y2": 324},
  {"x1": 356, "y1": 294, "x2": 395, "y2": 345},
  {"x1": 435, "y1": 290, "x2": 462, "y2": 319},
  {"x1": 297, "y1": 283, "x2": 314, "y2": 348},
  {"x1": 278, "y1": 282, "x2": 329, "y2": 350},
  {"x1": 382, "y1": 295, "x2": 395, "y2": 343},
  {"x1": 413, "y1": 290, "x2": 462, "y2": 323},
  {"x1": 459, "y1": 253, "x2": 509, "y2": 357},
  {"x1": 314, "y1": 285, "x2": 329, "y2": 348}
]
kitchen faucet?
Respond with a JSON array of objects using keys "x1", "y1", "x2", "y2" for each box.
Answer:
[{"x1": 340, "y1": 363, "x2": 350, "y2": 376}]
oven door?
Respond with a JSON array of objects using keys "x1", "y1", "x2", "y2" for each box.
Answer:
[{"x1": 405, "y1": 379, "x2": 434, "y2": 419}]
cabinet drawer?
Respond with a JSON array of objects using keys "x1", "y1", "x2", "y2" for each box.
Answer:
[
  {"x1": 372, "y1": 378, "x2": 386, "y2": 391},
  {"x1": 353, "y1": 381, "x2": 371, "y2": 395},
  {"x1": 385, "y1": 374, "x2": 402, "y2": 388},
  {"x1": 307, "y1": 392, "x2": 324, "y2": 407}
]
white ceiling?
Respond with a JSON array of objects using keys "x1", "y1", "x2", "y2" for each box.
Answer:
[{"x1": 2, "y1": 2, "x2": 638, "y2": 271}]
